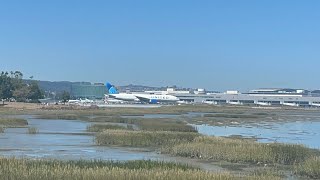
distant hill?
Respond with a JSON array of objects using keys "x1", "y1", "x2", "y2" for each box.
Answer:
[
  {"x1": 23, "y1": 80, "x2": 166, "y2": 93},
  {"x1": 28, "y1": 80, "x2": 72, "y2": 93},
  {"x1": 24, "y1": 80, "x2": 195, "y2": 94},
  {"x1": 24, "y1": 80, "x2": 91, "y2": 93}
]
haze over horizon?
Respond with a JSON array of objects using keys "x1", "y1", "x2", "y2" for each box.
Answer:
[{"x1": 1, "y1": 1, "x2": 320, "y2": 91}]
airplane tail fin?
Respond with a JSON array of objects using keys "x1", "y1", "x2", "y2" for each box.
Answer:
[{"x1": 106, "y1": 82, "x2": 119, "y2": 94}]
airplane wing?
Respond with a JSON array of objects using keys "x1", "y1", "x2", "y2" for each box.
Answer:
[{"x1": 134, "y1": 95, "x2": 150, "y2": 102}]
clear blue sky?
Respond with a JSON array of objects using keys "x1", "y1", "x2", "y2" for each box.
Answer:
[{"x1": 1, "y1": 0, "x2": 319, "y2": 91}]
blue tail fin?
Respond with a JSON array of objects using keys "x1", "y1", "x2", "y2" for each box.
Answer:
[{"x1": 106, "y1": 82, "x2": 119, "y2": 94}]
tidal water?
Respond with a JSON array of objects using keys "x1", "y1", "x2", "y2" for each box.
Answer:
[
  {"x1": 194, "y1": 120, "x2": 320, "y2": 149},
  {"x1": 0, "y1": 117, "x2": 163, "y2": 160},
  {"x1": 2, "y1": 111, "x2": 320, "y2": 162}
]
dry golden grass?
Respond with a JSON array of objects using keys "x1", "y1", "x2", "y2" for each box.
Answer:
[
  {"x1": 0, "y1": 102, "x2": 41, "y2": 110},
  {"x1": 0, "y1": 158, "x2": 282, "y2": 180}
]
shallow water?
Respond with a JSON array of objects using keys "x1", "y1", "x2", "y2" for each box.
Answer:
[
  {"x1": 123, "y1": 111, "x2": 320, "y2": 149},
  {"x1": 0, "y1": 116, "x2": 225, "y2": 171},
  {"x1": 0, "y1": 117, "x2": 163, "y2": 160},
  {"x1": 194, "y1": 120, "x2": 320, "y2": 149}
]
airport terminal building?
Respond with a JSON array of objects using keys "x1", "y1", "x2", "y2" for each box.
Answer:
[
  {"x1": 71, "y1": 83, "x2": 106, "y2": 99},
  {"x1": 168, "y1": 88, "x2": 320, "y2": 107}
]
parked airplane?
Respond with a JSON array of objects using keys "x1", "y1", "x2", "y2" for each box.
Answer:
[
  {"x1": 106, "y1": 82, "x2": 179, "y2": 104},
  {"x1": 104, "y1": 95, "x2": 125, "y2": 104},
  {"x1": 68, "y1": 99, "x2": 80, "y2": 104},
  {"x1": 202, "y1": 100, "x2": 217, "y2": 105},
  {"x1": 68, "y1": 98, "x2": 93, "y2": 104},
  {"x1": 227, "y1": 101, "x2": 243, "y2": 105},
  {"x1": 80, "y1": 98, "x2": 94, "y2": 103},
  {"x1": 282, "y1": 102, "x2": 299, "y2": 107},
  {"x1": 255, "y1": 101, "x2": 271, "y2": 106},
  {"x1": 134, "y1": 94, "x2": 180, "y2": 104},
  {"x1": 106, "y1": 83, "x2": 140, "y2": 101},
  {"x1": 311, "y1": 102, "x2": 320, "y2": 107}
]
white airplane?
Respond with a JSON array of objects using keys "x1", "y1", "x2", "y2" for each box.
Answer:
[
  {"x1": 202, "y1": 100, "x2": 217, "y2": 105},
  {"x1": 282, "y1": 102, "x2": 299, "y2": 107},
  {"x1": 106, "y1": 83, "x2": 139, "y2": 101},
  {"x1": 255, "y1": 101, "x2": 271, "y2": 106},
  {"x1": 106, "y1": 82, "x2": 179, "y2": 104},
  {"x1": 80, "y1": 98, "x2": 94, "y2": 103},
  {"x1": 177, "y1": 100, "x2": 192, "y2": 104},
  {"x1": 134, "y1": 94, "x2": 180, "y2": 103},
  {"x1": 227, "y1": 101, "x2": 243, "y2": 105},
  {"x1": 104, "y1": 95, "x2": 125, "y2": 104},
  {"x1": 68, "y1": 99, "x2": 80, "y2": 104},
  {"x1": 68, "y1": 98, "x2": 93, "y2": 104},
  {"x1": 311, "y1": 102, "x2": 320, "y2": 107}
]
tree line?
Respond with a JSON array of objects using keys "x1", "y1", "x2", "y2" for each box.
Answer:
[{"x1": 0, "y1": 71, "x2": 44, "y2": 103}]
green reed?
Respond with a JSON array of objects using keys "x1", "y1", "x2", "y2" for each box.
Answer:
[
  {"x1": 294, "y1": 156, "x2": 320, "y2": 179},
  {"x1": 87, "y1": 124, "x2": 129, "y2": 132},
  {"x1": 95, "y1": 130, "x2": 199, "y2": 147},
  {"x1": 27, "y1": 126, "x2": 39, "y2": 134},
  {"x1": 162, "y1": 136, "x2": 312, "y2": 165},
  {"x1": 0, "y1": 118, "x2": 28, "y2": 127}
]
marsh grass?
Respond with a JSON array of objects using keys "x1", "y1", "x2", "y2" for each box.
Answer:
[
  {"x1": 136, "y1": 118, "x2": 197, "y2": 132},
  {"x1": 162, "y1": 136, "x2": 312, "y2": 165},
  {"x1": 294, "y1": 156, "x2": 320, "y2": 179},
  {"x1": 0, "y1": 126, "x2": 4, "y2": 133},
  {"x1": 35, "y1": 114, "x2": 85, "y2": 120},
  {"x1": 27, "y1": 126, "x2": 39, "y2": 134},
  {"x1": 87, "y1": 124, "x2": 129, "y2": 132},
  {"x1": 0, "y1": 118, "x2": 28, "y2": 127},
  {"x1": 89, "y1": 117, "x2": 197, "y2": 132},
  {"x1": 203, "y1": 113, "x2": 261, "y2": 119},
  {"x1": 90, "y1": 116, "x2": 135, "y2": 123},
  {"x1": 186, "y1": 114, "x2": 281, "y2": 126},
  {"x1": 33, "y1": 104, "x2": 262, "y2": 117},
  {"x1": 95, "y1": 130, "x2": 199, "y2": 147},
  {"x1": 0, "y1": 158, "x2": 282, "y2": 180},
  {"x1": 21, "y1": 159, "x2": 196, "y2": 170},
  {"x1": 250, "y1": 167, "x2": 284, "y2": 178}
]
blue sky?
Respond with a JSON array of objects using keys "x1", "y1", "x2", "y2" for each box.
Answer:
[{"x1": 1, "y1": 1, "x2": 319, "y2": 91}]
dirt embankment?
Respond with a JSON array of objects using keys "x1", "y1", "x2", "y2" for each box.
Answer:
[{"x1": 0, "y1": 102, "x2": 48, "y2": 110}]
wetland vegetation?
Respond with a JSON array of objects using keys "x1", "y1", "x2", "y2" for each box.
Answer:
[
  {"x1": 162, "y1": 136, "x2": 311, "y2": 165},
  {"x1": 0, "y1": 157, "x2": 283, "y2": 180},
  {"x1": 0, "y1": 118, "x2": 28, "y2": 127},
  {"x1": 27, "y1": 126, "x2": 39, "y2": 134},
  {"x1": 0, "y1": 126, "x2": 4, "y2": 133},
  {"x1": 87, "y1": 124, "x2": 130, "y2": 132},
  {"x1": 294, "y1": 156, "x2": 320, "y2": 179},
  {"x1": 2, "y1": 104, "x2": 320, "y2": 179},
  {"x1": 96, "y1": 130, "x2": 199, "y2": 147}
]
